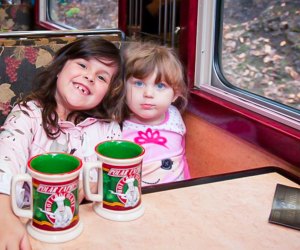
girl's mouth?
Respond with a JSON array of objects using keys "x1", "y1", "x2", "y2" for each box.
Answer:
[
  {"x1": 74, "y1": 83, "x2": 90, "y2": 95},
  {"x1": 141, "y1": 104, "x2": 155, "y2": 110}
]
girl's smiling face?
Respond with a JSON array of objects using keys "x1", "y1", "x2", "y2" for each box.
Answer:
[
  {"x1": 126, "y1": 69, "x2": 178, "y2": 125},
  {"x1": 55, "y1": 58, "x2": 117, "y2": 120}
]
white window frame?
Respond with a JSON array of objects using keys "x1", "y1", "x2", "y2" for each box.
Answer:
[
  {"x1": 194, "y1": 0, "x2": 300, "y2": 130},
  {"x1": 37, "y1": 0, "x2": 70, "y2": 30}
]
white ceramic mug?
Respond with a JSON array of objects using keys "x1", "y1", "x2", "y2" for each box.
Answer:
[
  {"x1": 11, "y1": 153, "x2": 83, "y2": 243},
  {"x1": 83, "y1": 140, "x2": 145, "y2": 221}
]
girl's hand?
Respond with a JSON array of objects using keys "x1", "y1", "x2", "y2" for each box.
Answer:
[{"x1": 0, "y1": 194, "x2": 32, "y2": 250}]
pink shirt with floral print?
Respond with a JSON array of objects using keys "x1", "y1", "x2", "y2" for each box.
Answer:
[{"x1": 122, "y1": 105, "x2": 190, "y2": 186}]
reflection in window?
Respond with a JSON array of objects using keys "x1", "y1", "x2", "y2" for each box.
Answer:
[
  {"x1": 48, "y1": 0, "x2": 118, "y2": 29},
  {"x1": 221, "y1": 0, "x2": 300, "y2": 110},
  {"x1": 127, "y1": 0, "x2": 180, "y2": 47}
]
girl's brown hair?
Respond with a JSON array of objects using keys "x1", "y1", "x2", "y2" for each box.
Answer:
[{"x1": 20, "y1": 36, "x2": 123, "y2": 138}]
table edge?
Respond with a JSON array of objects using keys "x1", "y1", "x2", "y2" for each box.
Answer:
[{"x1": 142, "y1": 166, "x2": 300, "y2": 194}]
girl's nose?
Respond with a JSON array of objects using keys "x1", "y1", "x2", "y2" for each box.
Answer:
[
  {"x1": 83, "y1": 75, "x2": 94, "y2": 83},
  {"x1": 143, "y1": 86, "x2": 154, "y2": 98}
]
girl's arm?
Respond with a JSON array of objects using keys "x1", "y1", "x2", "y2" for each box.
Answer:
[
  {"x1": 0, "y1": 103, "x2": 35, "y2": 199},
  {"x1": 0, "y1": 104, "x2": 36, "y2": 248},
  {"x1": 0, "y1": 194, "x2": 32, "y2": 250}
]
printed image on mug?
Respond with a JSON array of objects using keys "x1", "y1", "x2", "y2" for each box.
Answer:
[
  {"x1": 83, "y1": 140, "x2": 145, "y2": 221},
  {"x1": 11, "y1": 153, "x2": 83, "y2": 243}
]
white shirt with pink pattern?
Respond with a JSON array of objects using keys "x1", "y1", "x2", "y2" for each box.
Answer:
[
  {"x1": 0, "y1": 101, "x2": 121, "y2": 206},
  {"x1": 122, "y1": 105, "x2": 190, "y2": 186}
]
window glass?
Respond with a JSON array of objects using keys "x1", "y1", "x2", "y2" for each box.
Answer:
[
  {"x1": 221, "y1": 0, "x2": 300, "y2": 110},
  {"x1": 48, "y1": 0, "x2": 118, "y2": 29}
]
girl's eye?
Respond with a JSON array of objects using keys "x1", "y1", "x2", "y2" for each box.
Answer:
[
  {"x1": 156, "y1": 82, "x2": 167, "y2": 90},
  {"x1": 78, "y1": 63, "x2": 86, "y2": 69},
  {"x1": 134, "y1": 81, "x2": 144, "y2": 87},
  {"x1": 97, "y1": 75, "x2": 106, "y2": 82}
]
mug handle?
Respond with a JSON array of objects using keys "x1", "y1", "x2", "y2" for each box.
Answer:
[
  {"x1": 83, "y1": 161, "x2": 103, "y2": 202},
  {"x1": 11, "y1": 174, "x2": 32, "y2": 218}
]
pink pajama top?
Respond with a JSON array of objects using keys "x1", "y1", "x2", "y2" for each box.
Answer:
[
  {"x1": 0, "y1": 101, "x2": 121, "y2": 206},
  {"x1": 122, "y1": 105, "x2": 190, "y2": 186}
]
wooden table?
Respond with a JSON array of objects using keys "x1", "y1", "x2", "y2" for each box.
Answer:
[{"x1": 30, "y1": 167, "x2": 300, "y2": 250}]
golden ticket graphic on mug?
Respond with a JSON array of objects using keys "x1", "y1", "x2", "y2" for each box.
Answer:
[
  {"x1": 32, "y1": 178, "x2": 79, "y2": 231},
  {"x1": 103, "y1": 163, "x2": 142, "y2": 210}
]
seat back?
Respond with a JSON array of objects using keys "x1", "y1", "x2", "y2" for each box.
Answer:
[
  {"x1": 0, "y1": 29, "x2": 125, "y2": 125},
  {"x1": 0, "y1": 3, "x2": 34, "y2": 31}
]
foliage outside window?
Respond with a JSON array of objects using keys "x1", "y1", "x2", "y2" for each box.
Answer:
[
  {"x1": 48, "y1": 0, "x2": 118, "y2": 29},
  {"x1": 221, "y1": 0, "x2": 300, "y2": 110}
]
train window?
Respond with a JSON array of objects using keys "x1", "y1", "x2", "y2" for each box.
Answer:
[
  {"x1": 37, "y1": 0, "x2": 118, "y2": 30},
  {"x1": 195, "y1": 0, "x2": 300, "y2": 129},
  {"x1": 126, "y1": 0, "x2": 180, "y2": 47}
]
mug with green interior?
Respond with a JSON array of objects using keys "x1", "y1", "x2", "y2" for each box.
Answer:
[
  {"x1": 11, "y1": 153, "x2": 83, "y2": 243},
  {"x1": 83, "y1": 140, "x2": 145, "y2": 222}
]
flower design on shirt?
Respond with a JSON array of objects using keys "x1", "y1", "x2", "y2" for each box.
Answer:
[{"x1": 134, "y1": 128, "x2": 167, "y2": 147}]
